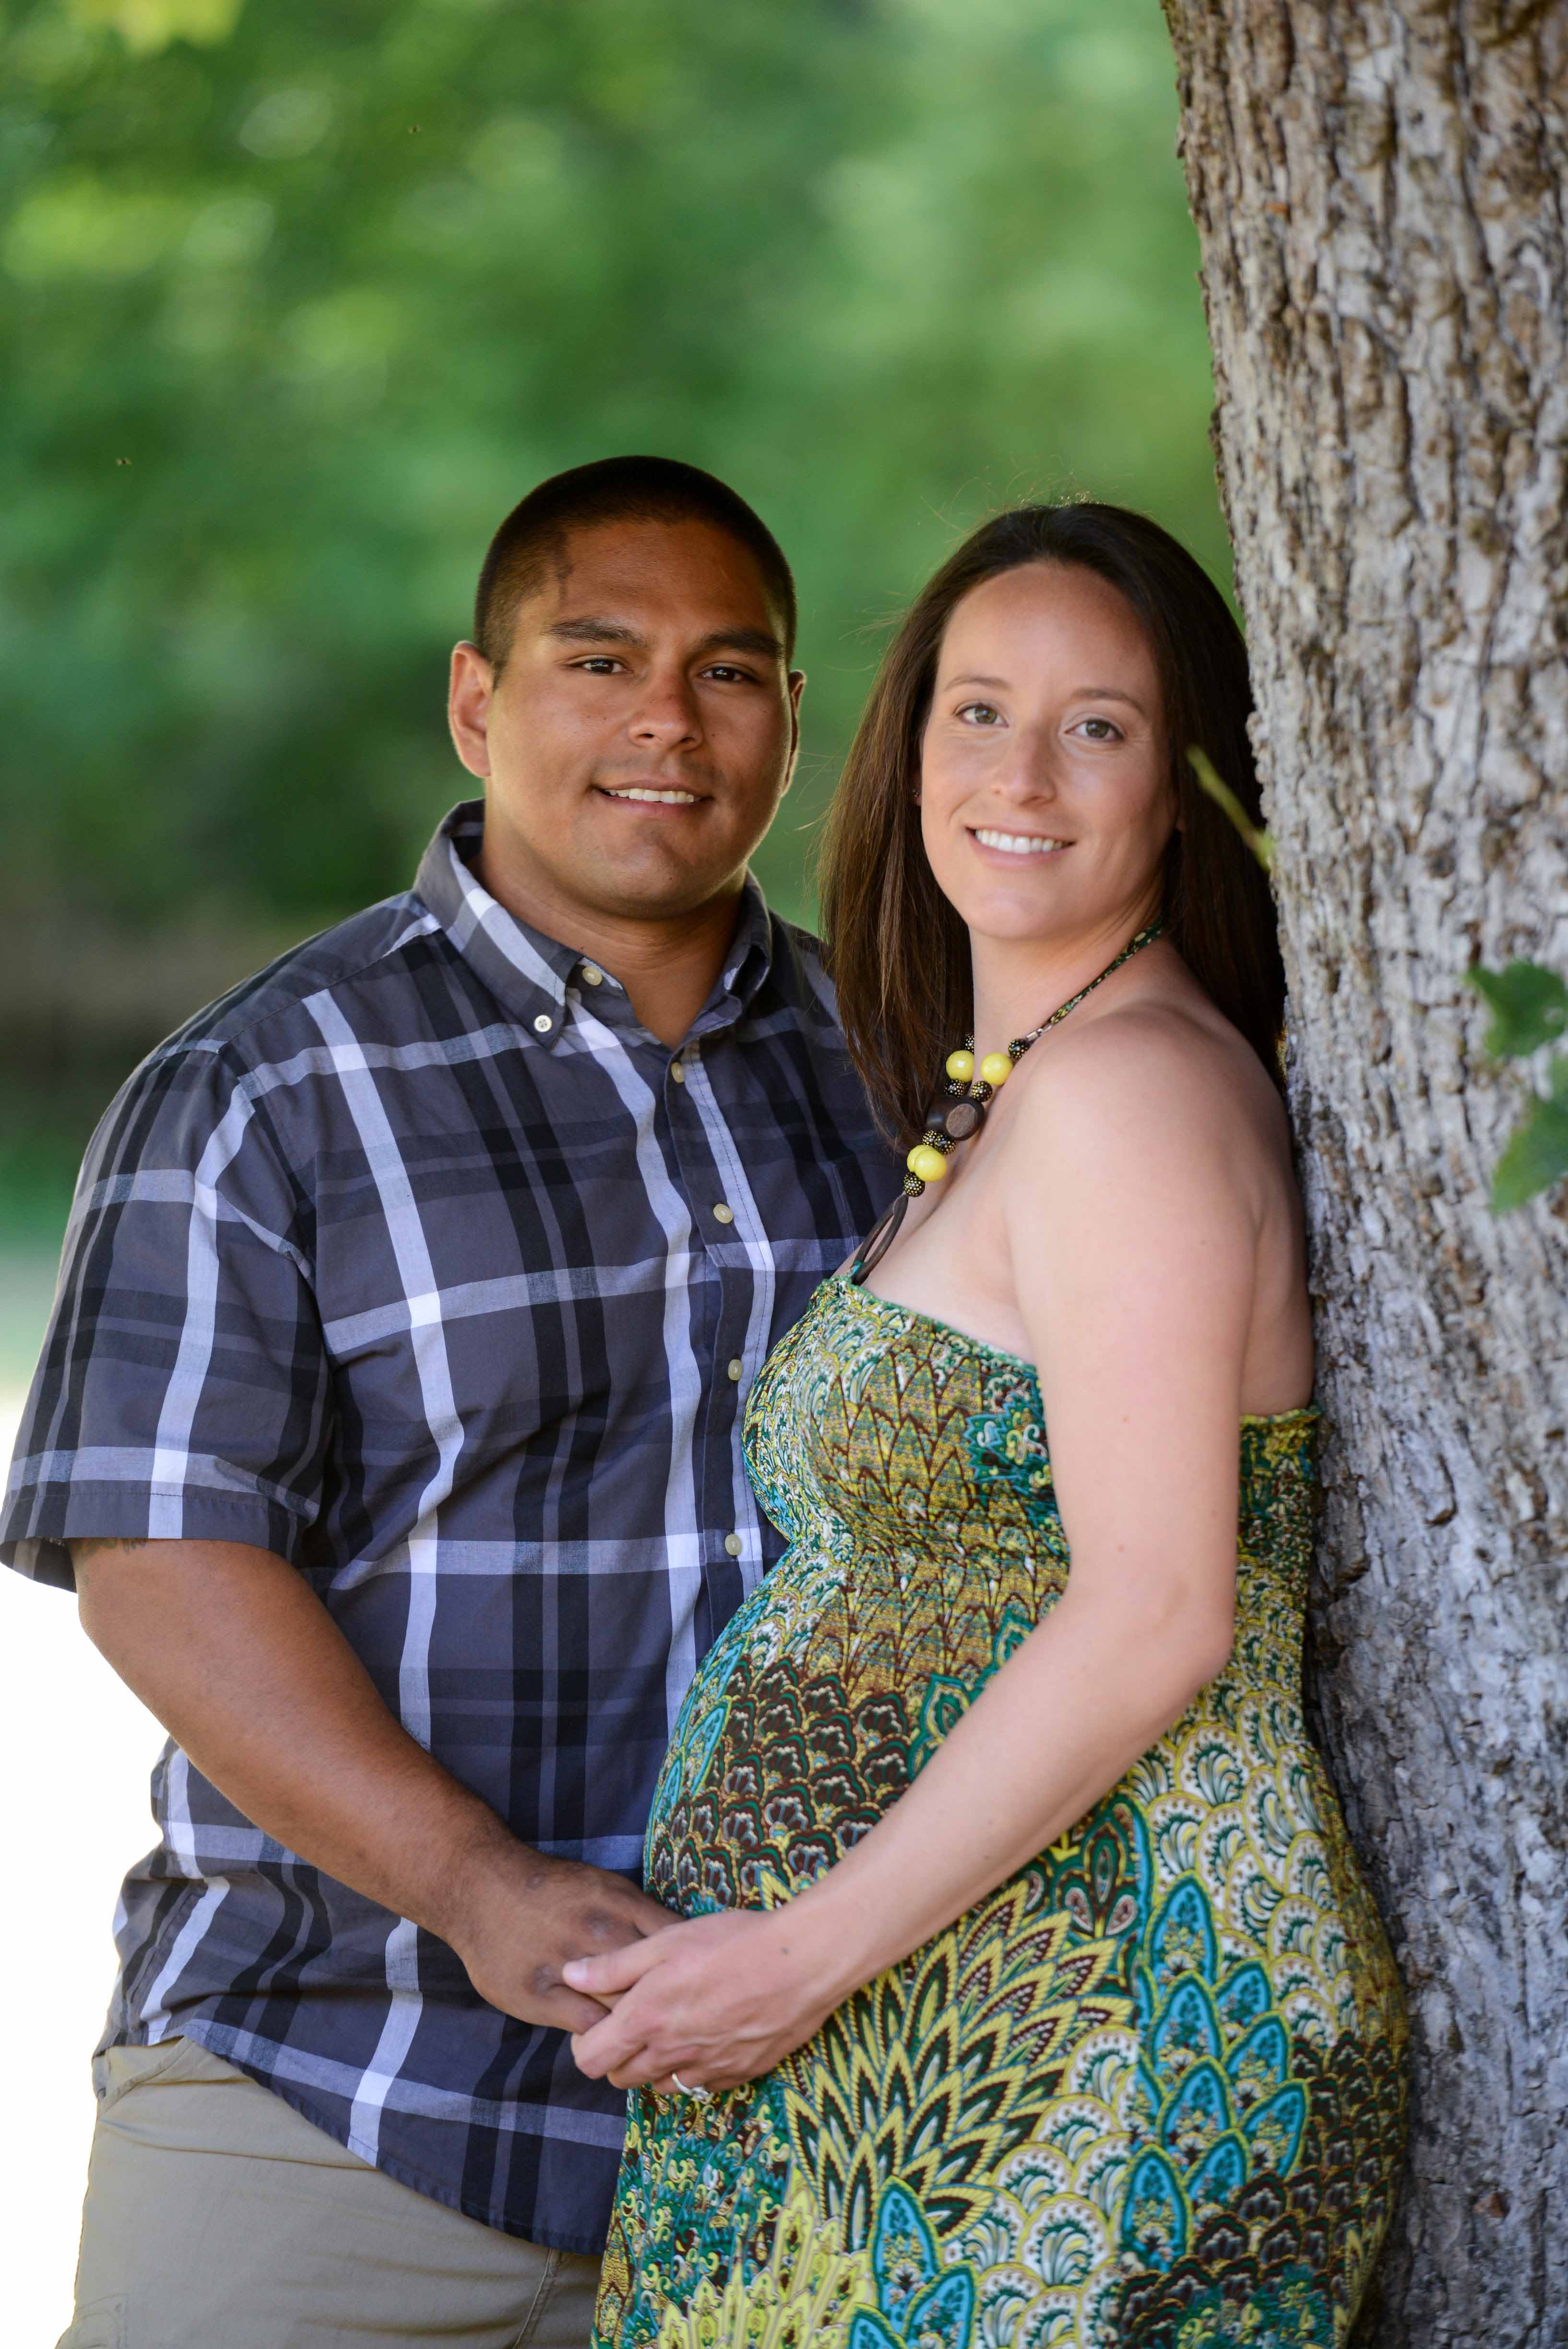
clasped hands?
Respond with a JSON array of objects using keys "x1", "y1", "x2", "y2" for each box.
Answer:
[
  {"x1": 449, "y1": 1847, "x2": 851, "y2": 2095},
  {"x1": 565, "y1": 1902, "x2": 849, "y2": 2095}
]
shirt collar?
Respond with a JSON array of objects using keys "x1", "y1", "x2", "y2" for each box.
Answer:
[
  {"x1": 694, "y1": 866, "x2": 774, "y2": 1039},
  {"x1": 413, "y1": 799, "x2": 778, "y2": 1048}
]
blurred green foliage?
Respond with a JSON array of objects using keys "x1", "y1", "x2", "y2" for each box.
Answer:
[
  {"x1": 1, "y1": 0, "x2": 1219, "y2": 925},
  {"x1": 0, "y1": 0, "x2": 1220, "y2": 1236}
]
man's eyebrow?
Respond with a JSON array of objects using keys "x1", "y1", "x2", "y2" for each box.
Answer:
[
  {"x1": 543, "y1": 618, "x2": 784, "y2": 663},
  {"x1": 690, "y1": 626, "x2": 785, "y2": 663},
  {"x1": 544, "y1": 617, "x2": 648, "y2": 648}
]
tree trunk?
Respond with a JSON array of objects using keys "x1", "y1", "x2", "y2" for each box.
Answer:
[{"x1": 1159, "y1": 4, "x2": 1568, "y2": 2341}]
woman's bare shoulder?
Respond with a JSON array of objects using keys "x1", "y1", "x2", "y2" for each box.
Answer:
[{"x1": 1010, "y1": 991, "x2": 1287, "y2": 1196}]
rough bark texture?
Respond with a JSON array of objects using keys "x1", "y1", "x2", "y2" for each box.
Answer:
[{"x1": 1160, "y1": 5, "x2": 1568, "y2": 2342}]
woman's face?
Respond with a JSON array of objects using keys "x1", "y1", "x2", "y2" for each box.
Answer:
[{"x1": 918, "y1": 561, "x2": 1175, "y2": 947}]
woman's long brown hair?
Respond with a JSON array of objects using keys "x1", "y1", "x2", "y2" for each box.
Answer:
[{"x1": 817, "y1": 502, "x2": 1285, "y2": 1145}]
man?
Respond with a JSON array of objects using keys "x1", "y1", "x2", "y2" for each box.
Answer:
[{"x1": 4, "y1": 456, "x2": 897, "y2": 2347}]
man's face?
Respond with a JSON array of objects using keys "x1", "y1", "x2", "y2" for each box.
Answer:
[{"x1": 448, "y1": 516, "x2": 804, "y2": 924}]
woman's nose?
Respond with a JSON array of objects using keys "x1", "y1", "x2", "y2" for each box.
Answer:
[{"x1": 995, "y1": 730, "x2": 1059, "y2": 800}]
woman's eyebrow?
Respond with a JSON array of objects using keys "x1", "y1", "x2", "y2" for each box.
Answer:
[{"x1": 939, "y1": 673, "x2": 1148, "y2": 716}]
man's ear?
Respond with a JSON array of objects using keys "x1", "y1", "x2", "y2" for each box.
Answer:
[
  {"x1": 779, "y1": 668, "x2": 807, "y2": 795},
  {"x1": 448, "y1": 641, "x2": 496, "y2": 778}
]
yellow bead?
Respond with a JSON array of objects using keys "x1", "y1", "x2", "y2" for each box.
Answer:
[
  {"x1": 944, "y1": 1048, "x2": 974, "y2": 1083},
  {"x1": 906, "y1": 1143, "x2": 949, "y2": 1184},
  {"x1": 978, "y1": 1052, "x2": 1013, "y2": 1088}
]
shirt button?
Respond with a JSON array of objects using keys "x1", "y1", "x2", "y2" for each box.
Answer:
[
  {"x1": 670, "y1": 1060, "x2": 685, "y2": 1084},
  {"x1": 580, "y1": 963, "x2": 604, "y2": 986},
  {"x1": 532, "y1": 1013, "x2": 553, "y2": 1034},
  {"x1": 711, "y1": 1203, "x2": 734, "y2": 1224},
  {"x1": 727, "y1": 1358, "x2": 743, "y2": 1381},
  {"x1": 724, "y1": 1533, "x2": 743, "y2": 1557}
]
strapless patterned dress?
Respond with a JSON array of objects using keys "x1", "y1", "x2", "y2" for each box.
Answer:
[{"x1": 592, "y1": 1276, "x2": 1407, "y2": 2349}]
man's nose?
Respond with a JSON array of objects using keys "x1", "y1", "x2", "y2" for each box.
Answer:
[{"x1": 628, "y1": 673, "x2": 702, "y2": 749}]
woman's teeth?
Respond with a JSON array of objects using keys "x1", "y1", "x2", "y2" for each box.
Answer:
[
  {"x1": 973, "y1": 829, "x2": 1068, "y2": 856},
  {"x1": 604, "y1": 787, "x2": 698, "y2": 805}
]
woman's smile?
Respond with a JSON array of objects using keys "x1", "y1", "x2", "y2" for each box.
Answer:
[{"x1": 968, "y1": 826, "x2": 1071, "y2": 859}]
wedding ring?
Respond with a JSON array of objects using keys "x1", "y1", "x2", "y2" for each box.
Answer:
[{"x1": 670, "y1": 2071, "x2": 713, "y2": 2101}]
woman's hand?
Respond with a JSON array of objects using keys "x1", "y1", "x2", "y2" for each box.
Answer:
[{"x1": 564, "y1": 1905, "x2": 850, "y2": 2093}]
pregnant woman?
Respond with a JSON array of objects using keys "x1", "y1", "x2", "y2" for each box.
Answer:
[{"x1": 567, "y1": 502, "x2": 1408, "y2": 2348}]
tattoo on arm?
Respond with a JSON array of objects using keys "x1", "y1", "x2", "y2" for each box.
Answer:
[{"x1": 69, "y1": 1536, "x2": 151, "y2": 1571}]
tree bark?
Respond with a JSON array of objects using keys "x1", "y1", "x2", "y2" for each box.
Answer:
[{"x1": 1160, "y1": 4, "x2": 1568, "y2": 2341}]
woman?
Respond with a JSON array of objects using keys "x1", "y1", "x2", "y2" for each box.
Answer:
[{"x1": 566, "y1": 504, "x2": 1408, "y2": 2348}]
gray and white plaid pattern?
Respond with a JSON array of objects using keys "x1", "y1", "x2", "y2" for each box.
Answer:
[{"x1": 2, "y1": 801, "x2": 896, "y2": 2251}]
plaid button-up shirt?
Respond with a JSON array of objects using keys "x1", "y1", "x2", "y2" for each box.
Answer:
[{"x1": 2, "y1": 800, "x2": 896, "y2": 2252}]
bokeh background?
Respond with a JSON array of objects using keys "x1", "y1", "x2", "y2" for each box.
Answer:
[{"x1": 1, "y1": 0, "x2": 1221, "y2": 2333}]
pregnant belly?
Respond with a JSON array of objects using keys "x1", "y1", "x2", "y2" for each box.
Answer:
[{"x1": 646, "y1": 1617, "x2": 921, "y2": 1915}]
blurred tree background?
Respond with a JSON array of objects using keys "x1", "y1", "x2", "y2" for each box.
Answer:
[{"x1": 0, "y1": 0, "x2": 1221, "y2": 1272}]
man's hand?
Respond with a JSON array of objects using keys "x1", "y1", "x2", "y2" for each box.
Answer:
[{"x1": 448, "y1": 1847, "x2": 676, "y2": 2035}]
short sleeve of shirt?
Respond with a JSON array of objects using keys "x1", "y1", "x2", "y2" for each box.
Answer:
[{"x1": 2, "y1": 1037, "x2": 330, "y2": 1589}]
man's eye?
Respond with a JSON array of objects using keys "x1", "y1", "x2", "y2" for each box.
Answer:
[
  {"x1": 574, "y1": 657, "x2": 625, "y2": 675},
  {"x1": 957, "y1": 702, "x2": 1002, "y2": 725},
  {"x1": 702, "y1": 664, "x2": 754, "y2": 685}
]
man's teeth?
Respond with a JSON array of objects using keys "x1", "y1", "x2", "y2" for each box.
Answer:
[
  {"x1": 974, "y1": 829, "x2": 1068, "y2": 856},
  {"x1": 605, "y1": 787, "x2": 698, "y2": 805}
]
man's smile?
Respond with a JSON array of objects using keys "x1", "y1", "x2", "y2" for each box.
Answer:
[{"x1": 597, "y1": 784, "x2": 703, "y2": 807}]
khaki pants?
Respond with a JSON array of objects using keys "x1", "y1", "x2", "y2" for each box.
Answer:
[{"x1": 61, "y1": 2038, "x2": 603, "y2": 2349}]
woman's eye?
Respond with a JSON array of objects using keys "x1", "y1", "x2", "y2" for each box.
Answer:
[
  {"x1": 957, "y1": 702, "x2": 1003, "y2": 726},
  {"x1": 1075, "y1": 716, "x2": 1121, "y2": 741}
]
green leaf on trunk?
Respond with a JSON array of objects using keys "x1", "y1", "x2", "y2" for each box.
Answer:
[
  {"x1": 1186, "y1": 747, "x2": 1273, "y2": 872},
  {"x1": 1491, "y1": 1089, "x2": 1568, "y2": 1212},
  {"x1": 1467, "y1": 961, "x2": 1568, "y2": 1059}
]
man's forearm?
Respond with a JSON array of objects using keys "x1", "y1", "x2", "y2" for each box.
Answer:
[
  {"x1": 72, "y1": 1534, "x2": 513, "y2": 1946},
  {"x1": 70, "y1": 1534, "x2": 674, "y2": 2030}
]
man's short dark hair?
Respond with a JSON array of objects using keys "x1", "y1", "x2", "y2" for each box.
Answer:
[{"x1": 473, "y1": 455, "x2": 798, "y2": 669}]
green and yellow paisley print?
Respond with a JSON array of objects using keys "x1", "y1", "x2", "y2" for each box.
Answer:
[{"x1": 592, "y1": 1276, "x2": 1407, "y2": 2349}]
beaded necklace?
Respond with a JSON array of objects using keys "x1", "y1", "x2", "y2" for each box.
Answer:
[{"x1": 848, "y1": 918, "x2": 1164, "y2": 1285}]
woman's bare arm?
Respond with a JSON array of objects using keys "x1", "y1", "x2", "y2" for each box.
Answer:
[{"x1": 564, "y1": 1016, "x2": 1272, "y2": 2089}]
